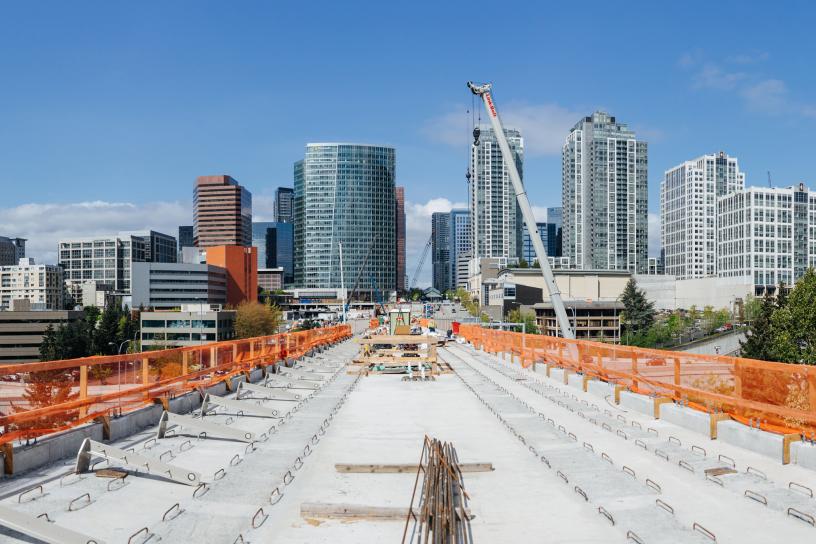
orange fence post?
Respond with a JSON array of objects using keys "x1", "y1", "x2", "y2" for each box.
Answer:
[
  {"x1": 182, "y1": 351, "x2": 189, "y2": 376},
  {"x1": 631, "y1": 352, "x2": 639, "y2": 391},
  {"x1": 808, "y1": 367, "x2": 816, "y2": 414},
  {"x1": 673, "y1": 358, "x2": 681, "y2": 397},
  {"x1": 79, "y1": 365, "x2": 88, "y2": 419}
]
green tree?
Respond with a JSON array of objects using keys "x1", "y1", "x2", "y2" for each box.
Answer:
[
  {"x1": 768, "y1": 268, "x2": 816, "y2": 363},
  {"x1": 505, "y1": 308, "x2": 539, "y2": 334},
  {"x1": 743, "y1": 295, "x2": 763, "y2": 323},
  {"x1": 517, "y1": 258, "x2": 529, "y2": 269},
  {"x1": 234, "y1": 301, "x2": 282, "y2": 339},
  {"x1": 619, "y1": 278, "x2": 655, "y2": 343},
  {"x1": 740, "y1": 291, "x2": 777, "y2": 361}
]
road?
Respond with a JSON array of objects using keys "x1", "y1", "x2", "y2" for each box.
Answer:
[{"x1": 678, "y1": 330, "x2": 746, "y2": 356}]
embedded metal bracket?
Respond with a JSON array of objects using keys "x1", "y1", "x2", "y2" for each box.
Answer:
[
  {"x1": 236, "y1": 382, "x2": 302, "y2": 402},
  {"x1": 200, "y1": 394, "x2": 283, "y2": 419},
  {"x1": 278, "y1": 367, "x2": 325, "y2": 381},
  {"x1": 263, "y1": 375, "x2": 320, "y2": 390},
  {"x1": 156, "y1": 410, "x2": 256, "y2": 443},
  {"x1": 0, "y1": 504, "x2": 105, "y2": 544},
  {"x1": 75, "y1": 438, "x2": 201, "y2": 487}
]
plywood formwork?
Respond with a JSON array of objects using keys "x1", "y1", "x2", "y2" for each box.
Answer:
[{"x1": 355, "y1": 335, "x2": 439, "y2": 375}]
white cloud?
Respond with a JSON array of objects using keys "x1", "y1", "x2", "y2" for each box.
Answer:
[
  {"x1": 0, "y1": 200, "x2": 191, "y2": 264},
  {"x1": 648, "y1": 212, "x2": 660, "y2": 258},
  {"x1": 682, "y1": 52, "x2": 815, "y2": 119},
  {"x1": 424, "y1": 102, "x2": 582, "y2": 157},
  {"x1": 253, "y1": 194, "x2": 276, "y2": 221},
  {"x1": 404, "y1": 198, "x2": 466, "y2": 288}
]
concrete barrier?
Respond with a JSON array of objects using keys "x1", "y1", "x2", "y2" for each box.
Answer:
[
  {"x1": 619, "y1": 391, "x2": 655, "y2": 418},
  {"x1": 586, "y1": 379, "x2": 614, "y2": 399},
  {"x1": 660, "y1": 404, "x2": 712, "y2": 437},
  {"x1": 567, "y1": 373, "x2": 584, "y2": 391},
  {"x1": 716, "y1": 421, "x2": 800, "y2": 463},
  {"x1": 790, "y1": 441, "x2": 816, "y2": 471},
  {"x1": 10, "y1": 424, "x2": 104, "y2": 475},
  {"x1": 549, "y1": 367, "x2": 566, "y2": 383}
]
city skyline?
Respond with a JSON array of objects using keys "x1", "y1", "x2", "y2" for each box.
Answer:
[{"x1": 3, "y1": 2, "x2": 816, "y2": 285}]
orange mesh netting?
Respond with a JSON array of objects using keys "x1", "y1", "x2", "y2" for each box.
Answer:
[
  {"x1": 459, "y1": 325, "x2": 816, "y2": 438},
  {"x1": 0, "y1": 325, "x2": 351, "y2": 444}
]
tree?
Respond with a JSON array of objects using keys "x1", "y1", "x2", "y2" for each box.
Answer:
[
  {"x1": 505, "y1": 308, "x2": 539, "y2": 334},
  {"x1": 234, "y1": 301, "x2": 282, "y2": 339},
  {"x1": 619, "y1": 278, "x2": 655, "y2": 343},
  {"x1": 743, "y1": 295, "x2": 764, "y2": 323},
  {"x1": 740, "y1": 291, "x2": 777, "y2": 361},
  {"x1": 769, "y1": 268, "x2": 816, "y2": 363},
  {"x1": 518, "y1": 258, "x2": 529, "y2": 269}
]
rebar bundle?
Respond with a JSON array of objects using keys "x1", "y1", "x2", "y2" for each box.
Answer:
[{"x1": 402, "y1": 436, "x2": 473, "y2": 544}]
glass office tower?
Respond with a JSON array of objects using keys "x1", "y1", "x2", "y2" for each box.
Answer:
[{"x1": 294, "y1": 144, "x2": 396, "y2": 290}]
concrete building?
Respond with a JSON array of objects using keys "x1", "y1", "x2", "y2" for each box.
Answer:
[
  {"x1": 58, "y1": 234, "x2": 148, "y2": 295},
  {"x1": 0, "y1": 258, "x2": 64, "y2": 311},
  {"x1": 470, "y1": 127, "x2": 523, "y2": 260},
  {"x1": 718, "y1": 183, "x2": 816, "y2": 294},
  {"x1": 194, "y1": 175, "x2": 252, "y2": 248},
  {"x1": 0, "y1": 237, "x2": 26, "y2": 266},
  {"x1": 0, "y1": 308, "x2": 83, "y2": 364},
  {"x1": 131, "y1": 262, "x2": 227, "y2": 310},
  {"x1": 206, "y1": 245, "x2": 258, "y2": 306},
  {"x1": 258, "y1": 267, "x2": 284, "y2": 292},
  {"x1": 431, "y1": 212, "x2": 452, "y2": 293},
  {"x1": 395, "y1": 186, "x2": 406, "y2": 292},
  {"x1": 661, "y1": 152, "x2": 744, "y2": 279},
  {"x1": 450, "y1": 209, "x2": 471, "y2": 289},
  {"x1": 274, "y1": 187, "x2": 294, "y2": 223},
  {"x1": 178, "y1": 226, "x2": 194, "y2": 260},
  {"x1": 294, "y1": 143, "x2": 396, "y2": 291},
  {"x1": 521, "y1": 222, "x2": 548, "y2": 264},
  {"x1": 647, "y1": 257, "x2": 664, "y2": 275},
  {"x1": 534, "y1": 301, "x2": 623, "y2": 342},
  {"x1": 562, "y1": 111, "x2": 648, "y2": 273},
  {"x1": 635, "y1": 274, "x2": 752, "y2": 312},
  {"x1": 140, "y1": 306, "x2": 236, "y2": 349}
]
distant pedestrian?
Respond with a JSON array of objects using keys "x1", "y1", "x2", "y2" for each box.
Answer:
[{"x1": 714, "y1": 346, "x2": 720, "y2": 355}]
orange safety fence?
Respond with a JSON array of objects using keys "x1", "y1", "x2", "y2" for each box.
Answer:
[
  {"x1": 0, "y1": 325, "x2": 351, "y2": 445},
  {"x1": 459, "y1": 324, "x2": 816, "y2": 438}
]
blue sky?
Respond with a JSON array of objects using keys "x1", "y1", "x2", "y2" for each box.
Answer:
[{"x1": 2, "y1": 1, "x2": 815, "y2": 284}]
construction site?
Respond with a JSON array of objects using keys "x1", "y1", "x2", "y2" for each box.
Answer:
[{"x1": 1, "y1": 82, "x2": 815, "y2": 543}]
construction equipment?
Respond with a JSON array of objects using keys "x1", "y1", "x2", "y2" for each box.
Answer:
[
  {"x1": 467, "y1": 81, "x2": 575, "y2": 339},
  {"x1": 410, "y1": 235, "x2": 432, "y2": 289},
  {"x1": 346, "y1": 236, "x2": 378, "y2": 314}
]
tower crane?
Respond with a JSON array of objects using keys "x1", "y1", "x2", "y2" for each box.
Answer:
[
  {"x1": 467, "y1": 81, "x2": 575, "y2": 339},
  {"x1": 410, "y1": 235, "x2": 432, "y2": 290}
]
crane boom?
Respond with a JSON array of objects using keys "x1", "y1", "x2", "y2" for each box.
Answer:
[
  {"x1": 410, "y1": 235, "x2": 432, "y2": 289},
  {"x1": 467, "y1": 81, "x2": 575, "y2": 339}
]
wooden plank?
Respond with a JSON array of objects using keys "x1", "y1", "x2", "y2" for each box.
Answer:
[
  {"x1": 335, "y1": 462, "x2": 494, "y2": 474},
  {"x1": 360, "y1": 335, "x2": 434, "y2": 344},
  {"x1": 300, "y1": 502, "x2": 413, "y2": 521},
  {"x1": 355, "y1": 356, "x2": 434, "y2": 364}
]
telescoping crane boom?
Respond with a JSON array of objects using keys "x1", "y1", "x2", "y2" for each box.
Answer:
[
  {"x1": 410, "y1": 235, "x2": 432, "y2": 289},
  {"x1": 467, "y1": 81, "x2": 575, "y2": 339}
]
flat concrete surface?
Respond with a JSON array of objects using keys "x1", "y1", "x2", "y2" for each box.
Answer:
[{"x1": 0, "y1": 338, "x2": 814, "y2": 543}]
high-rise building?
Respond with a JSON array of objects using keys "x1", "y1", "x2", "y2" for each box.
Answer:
[
  {"x1": 449, "y1": 209, "x2": 471, "y2": 289},
  {"x1": 0, "y1": 258, "x2": 65, "y2": 310},
  {"x1": 294, "y1": 144, "x2": 396, "y2": 291},
  {"x1": 205, "y1": 245, "x2": 258, "y2": 306},
  {"x1": 122, "y1": 230, "x2": 177, "y2": 263},
  {"x1": 718, "y1": 183, "x2": 816, "y2": 295},
  {"x1": 0, "y1": 237, "x2": 26, "y2": 266},
  {"x1": 0, "y1": 309, "x2": 82, "y2": 364},
  {"x1": 470, "y1": 127, "x2": 524, "y2": 260},
  {"x1": 546, "y1": 207, "x2": 563, "y2": 257},
  {"x1": 521, "y1": 222, "x2": 548, "y2": 264},
  {"x1": 274, "y1": 187, "x2": 294, "y2": 223},
  {"x1": 252, "y1": 222, "x2": 294, "y2": 284},
  {"x1": 562, "y1": 111, "x2": 648, "y2": 272},
  {"x1": 178, "y1": 226, "x2": 194, "y2": 251},
  {"x1": 194, "y1": 175, "x2": 252, "y2": 248},
  {"x1": 661, "y1": 152, "x2": 745, "y2": 279},
  {"x1": 431, "y1": 212, "x2": 452, "y2": 292},
  {"x1": 395, "y1": 186, "x2": 406, "y2": 292},
  {"x1": 58, "y1": 234, "x2": 148, "y2": 294}
]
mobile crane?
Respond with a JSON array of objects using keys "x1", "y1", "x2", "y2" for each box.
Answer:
[{"x1": 467, "y1": 81, "x2": 575, "y2": 339}]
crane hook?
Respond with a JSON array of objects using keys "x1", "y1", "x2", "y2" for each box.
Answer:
[
  {"x1": 465, "y1": 168, "x2": 472, "y2": 183},
  {"x1": 472, "y1": 126, "x2": 480, "y2": 147}
]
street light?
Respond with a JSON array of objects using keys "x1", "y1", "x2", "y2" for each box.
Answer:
[{"x1": 108, "y1": 339, "x2": 132, "y2": 416}]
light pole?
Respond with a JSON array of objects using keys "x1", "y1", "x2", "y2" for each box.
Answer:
[{"x1": 108, "y1": 339, "x2": 132, "y2": 416}]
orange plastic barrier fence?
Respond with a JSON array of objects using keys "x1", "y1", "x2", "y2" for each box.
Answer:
[
  {"x1": 0, "y1": 325, "x2": 351, "y2": 445},
  {"x1": 459, "y1": 324, "x2": 816, "y2": 438}
]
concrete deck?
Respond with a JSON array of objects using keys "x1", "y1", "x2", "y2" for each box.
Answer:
[{"x1": 0, "y1": 338, "x2": 814, "y2": 543}]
